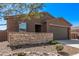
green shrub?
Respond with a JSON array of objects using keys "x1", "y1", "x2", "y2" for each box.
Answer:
[
  {"x1": 56, "y1": 44, "x2": 64, "y2": 52},
  {"x1": 16, "y1": 52, "x2": 26, "y2": 56},
  {"x1": 48, "y1": 40, "x2": 60, "y2": 45}
]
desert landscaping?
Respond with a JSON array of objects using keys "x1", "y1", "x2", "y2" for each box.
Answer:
[
  {"x1": 0, "y1": 41, "x2": 79, "y2": 56},
  {"x1": 0, "y1": 3, "x2": 79, "y2": 56}
]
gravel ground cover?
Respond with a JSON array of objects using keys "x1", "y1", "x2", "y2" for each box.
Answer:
[{"x1": 0, "y1": 41, "x2": 79, "y2": 56}]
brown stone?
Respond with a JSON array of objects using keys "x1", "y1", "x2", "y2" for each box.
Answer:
[{"x1": 8, "y1": 32, "x2": 53, "y2": 46}]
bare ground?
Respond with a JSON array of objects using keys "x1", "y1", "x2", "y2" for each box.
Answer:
[{"x1": 0, "y1": 41, "x2": 79, "y2": 56}]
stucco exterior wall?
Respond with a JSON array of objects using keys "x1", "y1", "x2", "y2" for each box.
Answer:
[
  {"x1": 47, "y1": 19, "x2": 70, "y2": 40},
  {"x1": 48, "y1": 26, "x2": 68, "y2": 40},
  {"x1": 8, "y1": 32, "x2": 53, "y2": 46},
  {"x1": 7, "y1": 16, "x2": 19, "y2": 32},
  {"x1": 7, "y1": 16, "x2": 47, "y2": 32}
]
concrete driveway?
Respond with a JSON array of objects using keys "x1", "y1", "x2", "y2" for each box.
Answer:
[{"x1": 57, "y1": 39, "x2": 79, "y2": 48}]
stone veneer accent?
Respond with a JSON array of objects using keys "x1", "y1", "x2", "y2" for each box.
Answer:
[{"x1": 8, "y1": 32, "x2": 53, "y2": 46}]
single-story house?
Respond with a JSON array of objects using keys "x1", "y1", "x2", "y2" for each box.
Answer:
[
  {"x1": 5, "y1": 12, "x2": 72, "y2": 40},
  {"x1": 71, "y1": 27, "x2": 79, "y2": 39}
]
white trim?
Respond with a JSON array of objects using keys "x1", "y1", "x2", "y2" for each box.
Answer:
[
  {"x1": 35, "y1": 23, "x2": 42, "y2": 25},
  {"x1": 49, "y1": 23, "x2": 70, "y2": 28}
]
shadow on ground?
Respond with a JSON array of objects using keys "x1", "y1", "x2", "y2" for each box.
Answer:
[
  {"x1": 8, "y1": 43, "x2": 52, "y2": 50},
  {"x1": 58, "y1": 51, "x2": 70, "y2": 56}
]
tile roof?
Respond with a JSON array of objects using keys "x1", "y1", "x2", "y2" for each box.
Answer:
[{"x1": 5, "y1": 12, "x2": 72, "y2": 27}]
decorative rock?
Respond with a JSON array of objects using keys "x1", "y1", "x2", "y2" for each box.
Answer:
[{"x1": 3, "y1": 51, "x2": 61, "y2": 56}]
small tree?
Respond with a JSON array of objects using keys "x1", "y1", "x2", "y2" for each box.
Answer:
[
  {"x1": 56, "y1": 44, "x2": 64, "y2": 52},
  {"x1": 0, "y1": 3, "x2": 45, "y2": 20}
]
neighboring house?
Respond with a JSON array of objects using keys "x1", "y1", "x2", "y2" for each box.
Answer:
[
  {"x1": 71, "y1": 26, "x2": 79, "y2": 39},
  {"x1": 71, "y1": 26, "x2": 79, "y2": 32},
  {"x1": 5, "y1": 12, "x2": 72, "y2": 40}
]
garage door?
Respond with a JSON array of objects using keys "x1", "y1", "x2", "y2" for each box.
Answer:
[{"x1": 48, "y1": 26, "x2": 68, "y2": 40}]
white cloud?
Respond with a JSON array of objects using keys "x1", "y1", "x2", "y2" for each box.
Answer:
[
  {"x1": 0, "y1": 25, "x2": 7, "y2": 30},
  {"x1": 0, "y1": 19, "x2": 7, "y2": 30}
]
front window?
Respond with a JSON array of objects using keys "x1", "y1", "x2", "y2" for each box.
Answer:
[{"x1": 19, "y1": 22, "x2": 27, "y2": 31}]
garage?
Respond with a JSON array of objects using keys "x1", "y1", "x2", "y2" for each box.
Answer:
[{"x1": 48, "y1": 25, "x2": 69, "y2": 40}]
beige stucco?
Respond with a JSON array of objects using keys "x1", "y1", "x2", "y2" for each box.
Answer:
[
  {"x1": 47, "y1": 18, "x2": 70, "y2": 40},
  {"x1": 48, "y1": 26, "x2": 68, "y2": 40}
]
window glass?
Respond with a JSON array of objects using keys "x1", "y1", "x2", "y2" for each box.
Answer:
[{"x1": 19, "y1": 22, "x2": 27, "y2": 31}]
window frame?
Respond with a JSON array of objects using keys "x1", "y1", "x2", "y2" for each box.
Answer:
[{"x1": 19, "y1": 21, "x2": 28, "y2": 32}]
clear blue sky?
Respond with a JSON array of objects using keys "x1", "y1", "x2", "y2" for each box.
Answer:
[
  {"x1": 43, "y1": 3, "x2": 79, "y2": 26},
  {"x1": 0, "y1": 3, "x2": 79, "y2": 30}
]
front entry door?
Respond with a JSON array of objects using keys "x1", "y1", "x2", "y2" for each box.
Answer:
[{"x1": 35, "y1": 24, "x2": 41, "y2": 32}]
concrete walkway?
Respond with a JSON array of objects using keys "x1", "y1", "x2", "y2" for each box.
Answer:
[
  {"x1": 58, "y1": 40, "x2": 79, "y2": 48},
  {"x1": 73, "y1": 53, "x2": 79, "y2": 56},
  {"x1": 57, "y1": 40, "x2": 79, "y2": 56}
]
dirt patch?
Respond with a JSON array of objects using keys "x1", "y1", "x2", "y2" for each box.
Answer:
[
  {"x1": 62, "y1": 46, "x2": 79, "y2": 56},
  {"x1": 0, "y1": 41, "x2": 79, "y2": 56}
]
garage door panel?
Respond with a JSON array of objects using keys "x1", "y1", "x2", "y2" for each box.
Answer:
[{"x1": 48, "y1": 26, "x2": 68, "y2": 40}]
